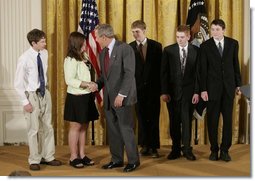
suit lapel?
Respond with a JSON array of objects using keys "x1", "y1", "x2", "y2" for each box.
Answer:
[
  {"x1": 142, "y1": 39, "x2": 152, "y2": 80},
  {"x1": 173, "y1": 44, "x2": 182, "y2": 77},
  {"x1": 106, "y1": 41, "x2": 119, "y2": 78},
  {"x1": 209, "y1": 38, "x2": 222, "y2": 59},
  {"x1": 184, "y1": 44, "x2": 193, "y2": 77},
  {"x1": 222, "y1": 37, "x2": 229, "y2": 59}
]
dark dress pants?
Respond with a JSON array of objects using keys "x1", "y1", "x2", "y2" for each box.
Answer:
[
  {"x1": 207, "y1": 90, "x2": 234, "y2": 153},
  {"x1": 167, "y1": 99, "x2": 194, "y2": 152},
  {"x1": 105, "y1": 105, "x2": 139, "y2": 164},
  {"x1": 135, "y1": 100, "x2": 160, "y2": 149}
]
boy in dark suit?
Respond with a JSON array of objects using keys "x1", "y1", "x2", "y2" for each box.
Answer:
[
  {"x1": 200, "y1": 19, "x2": 241, "y2": 162},
  {"x1": 161, "y1": 25, "x2": 199, "y2": 161},
  {"x1": 129, "y1": 20, "x2": 162, "y2": 158}
]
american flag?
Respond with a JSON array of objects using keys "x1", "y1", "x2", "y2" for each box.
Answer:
[
  {"x1": 186, "y1": 0, "x2": 208, "y2": 119},
  {"x1": 78, "y1": 0, "x2": 102, "y2": 104}
]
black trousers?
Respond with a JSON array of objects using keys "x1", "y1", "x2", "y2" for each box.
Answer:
[
  {"x1": 207, "y1": 92, "x2": 234, "y2": 153},
  {"x1": 135, "y1": 100, "x2": 160, "y2": 149},
  {"x1": 167, "y1": 99, "x2": 194, "y2": 152}
]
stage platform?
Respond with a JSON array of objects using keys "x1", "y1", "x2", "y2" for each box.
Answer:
[{"x1": 0, "y1": 144, "x2": 250, "y2": 176}]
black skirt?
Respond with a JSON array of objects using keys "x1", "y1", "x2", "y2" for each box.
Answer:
[{"x1": 64, "y1": 93, "x2": 99, "y2": 123}]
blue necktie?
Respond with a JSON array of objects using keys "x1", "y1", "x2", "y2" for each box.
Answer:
[{"x1": 37, "y1": 53, "x2": 45, "y2": 97}]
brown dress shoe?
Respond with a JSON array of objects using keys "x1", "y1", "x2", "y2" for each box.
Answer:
[
  {"x1": 41, "y1": 159, "x2": 62, "y2": 166},
  {"x1": 29, "y1": 164, "x2": 40, "y2": 171}
]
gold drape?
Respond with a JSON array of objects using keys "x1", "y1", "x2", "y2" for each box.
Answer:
[{"x1": 43, "y1": 0, "x2": 248, "y2": 146}]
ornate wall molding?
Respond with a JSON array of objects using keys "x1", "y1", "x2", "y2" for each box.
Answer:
[{"x1": 0, "y1": 0, "x2": 42, "y2": 145}]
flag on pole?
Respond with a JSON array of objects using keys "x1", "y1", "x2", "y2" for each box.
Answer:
[
  {"x1": 78, "y1": 0, "x2": 102, "y2": 104},
  {"x1": 186, "y1": 0, "x2": 209, "y2": 47},
  {"x1": 186, "y1": 0, "x2": 209, "y2": 119}
]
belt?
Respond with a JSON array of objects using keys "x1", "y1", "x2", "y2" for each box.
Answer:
[{"x1": 36, "y1": 86, "x2": 48, "y2": 93}]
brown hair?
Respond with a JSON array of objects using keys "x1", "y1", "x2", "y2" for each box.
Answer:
[
  {"x1": 211, "y1": 19, "x2": 226, "y2": 30},
  {"x1": 131, "y1": 20, "x2": 146, "y2": 30},
  {"x1": 27, "y1": 29, "x2": 46, "y2": 46},
  {"x1": 176, "y1": 25, "x2": 190, "y2": 34},
  {"x1": 67, "y1": 32, "x2": 85, "y2": 61}
]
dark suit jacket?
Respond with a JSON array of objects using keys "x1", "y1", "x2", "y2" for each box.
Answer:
[
  {"x1": 161, "y1": 43, "x2": 199, "y2": 101},
  {"x1": 129, "y1": 39, "x2": 162, "y2": 118},
  {"x1": 97, "y1": 40, "x2": 137, "y2": 109},
  {"x1": 200, "y1": 37, "x2": 241, "y2": 100}
]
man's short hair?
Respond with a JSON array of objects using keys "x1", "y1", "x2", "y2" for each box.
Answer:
[
  {"x1": 27, "y1": 29, "x2": 46, "y2": 46},
  {"x1": 211, "y1": 19, "x2": 226, "y2": 30},
  {"x1": 95, "y1": 24, "x2": 115, "y2": 38},
  {"x1": 176, "y1": 25, "x2": 190, "y2": 34},
  {"x1": 131, "y1": 20, "x2": 146, "y2": 30}
]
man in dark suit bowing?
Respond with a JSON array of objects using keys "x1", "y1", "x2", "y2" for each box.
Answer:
[
  {"x1": 200, "y1": 19, "x2": 241, "y2": 162},
  {"x1": 161, "y1": 25, "x2": 199, "y2": 161},
  {"x1": 129, "y1": 20, "x2": 162, "y2": 158},
  {"x1": 92, "y1": 24, "x2": 140, "y2": 172}
]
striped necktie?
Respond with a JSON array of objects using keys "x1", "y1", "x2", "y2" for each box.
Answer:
[{"x1": 181, "y1": 48, "x2": 186, "y2": 75}]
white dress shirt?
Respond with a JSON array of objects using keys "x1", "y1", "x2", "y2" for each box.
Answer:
[
  {"x1": 213, "y1": 37, "x2": 224, "y2": 50},
  {"x1": 14, "y1": 47, "x2": 48, "y2": 106},
  {"x1": 107, "y1": 38, "x2": 116, "y2": 57}
]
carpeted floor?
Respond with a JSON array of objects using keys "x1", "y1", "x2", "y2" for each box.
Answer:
[{"x1": 0, "y1": 144, "x2": 251, "y2": 177}]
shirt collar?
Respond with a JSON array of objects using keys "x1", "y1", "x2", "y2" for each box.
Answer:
[
  {"x1": 136, "y1": 37, "x2": 147, "y2": 46},
  {"x1": 179, "y1": 44, "x2": 188, "y2": 51},
  {"x1": 213, "y1": 37, "x2": 224, "y2": 45},
  {"x1": 107, "y1": 38, "x2": 116, "y2": 55},
  {"x1": 30, "y1": 47, "x2": 40, "y2": 57}
]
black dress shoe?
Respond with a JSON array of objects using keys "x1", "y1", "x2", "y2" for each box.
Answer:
[
  {"x1": 140, "y1": 147, "x2": 150, "y2": 156},
  {"x1": 167, "y1": 151, "x2": 181, "y2": 160},
  {"x1": 209, "y1": 152, "x2": 219, "y2": 161},
  {"x1": 151, "y1": 149, "x2": 159, "y2": 158},
  {"x1": 183, "y1": 151, "x2": 196, "y2": 161},
  {"x1": 220, "y1": 151, "x2": 231, "y2": 162},
  {"x1": 123, "y1": 162, "x2": 140, "y2": 172},
  {"x1": 101, "y1": 161, "x2": 124, "y2": 169}
]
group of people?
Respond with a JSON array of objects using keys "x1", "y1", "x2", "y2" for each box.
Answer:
[{"x1": 14, "y1": 18, "x2": 241, "y2": 172}]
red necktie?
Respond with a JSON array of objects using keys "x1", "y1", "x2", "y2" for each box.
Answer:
[{"x1": 104, "y1": 48, "x2": 110, "y2": 75}]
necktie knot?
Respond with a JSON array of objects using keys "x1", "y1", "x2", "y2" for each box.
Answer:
[{"x1": 37, "y1": 53, "x2": 45, "y2": 97}]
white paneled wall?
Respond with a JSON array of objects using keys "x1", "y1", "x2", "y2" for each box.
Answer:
[{"x1": 0, "y1": 0, "x2": 41, "y2": 145}]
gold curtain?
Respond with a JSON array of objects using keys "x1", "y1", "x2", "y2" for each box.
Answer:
[{"x1": 43, "y1": 0, "x2": 248, "y2": 146}]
